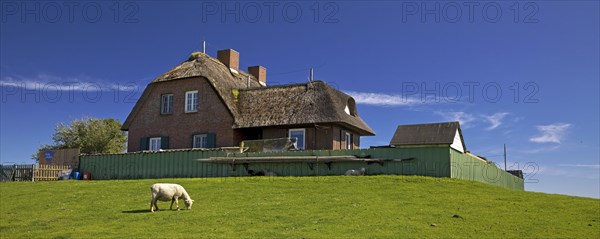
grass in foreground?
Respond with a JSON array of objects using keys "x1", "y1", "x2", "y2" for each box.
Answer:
[{"x1": 1, "y1": 176, "x2": 598, "y2": 238}]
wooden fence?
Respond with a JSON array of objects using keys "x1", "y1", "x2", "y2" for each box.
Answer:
[
  {"x1": 1, "y1": 164, "x2": 71, "y2": 182},
  {"x1": 1, "y1": 164, "x2": 34, "y2": 181},
  {"x1": 34, "y1": 164, "x2": 71, "y2": 181}
]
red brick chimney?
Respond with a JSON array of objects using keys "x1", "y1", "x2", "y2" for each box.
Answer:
[
  {"x1": 217, "y1": 49, "x2": 239, "y2": 71},
  {"x1": 248, "y1": 66, "x2": 267, "y2": 86}
]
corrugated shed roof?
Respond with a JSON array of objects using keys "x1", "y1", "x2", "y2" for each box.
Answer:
[{"x1": 389, "y1": 122, "x2": 465, "y2": 150}]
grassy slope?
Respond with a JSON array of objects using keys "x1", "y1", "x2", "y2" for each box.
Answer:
[{"x1": 0, "y1": 176, "x2": 598, "y2": 238}]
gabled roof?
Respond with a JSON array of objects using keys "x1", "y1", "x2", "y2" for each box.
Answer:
[
  {"x1": 122, "y1": 52, "x2": 262, "y2": 130},
  {"x1": 389, "y1": 122, "x2": 466, "y2": 151},
  {"x1": 122, "y1": 52, "x2": 375, "y2": 136},
  {"x1": 236, "y1": 81, "x2": 375, "y2": 135}
]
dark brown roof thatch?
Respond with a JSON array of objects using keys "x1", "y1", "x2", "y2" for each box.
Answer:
[
  {"x1": 235, "y1": 81, "x2": 375, "y2": 135},
  {"x1": 389, "y1": 122, "x2": 465, "y2": 150},
  {"x1": 122, "y1": 52, "x2": 374, "y2": 136}
]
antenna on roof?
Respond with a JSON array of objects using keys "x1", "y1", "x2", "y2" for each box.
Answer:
[
  {"x1": 202, "y1": 40, "x2": 206, "y2": 54},
  {"x1": 309, "y1": 68, "x2": 314, "y2": 82}
]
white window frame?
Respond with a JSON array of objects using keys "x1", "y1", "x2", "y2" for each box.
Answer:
[
  {"x1": 149, "y1": 137, "x2": 161, "y2": 151},
  {"x1": 161, "y1": 94, "x2": 173, "y2": 114},
  {"x1": 185, "y1": 90, "x2": 199, "y2": 113},
  {"x1": 288, "y1": 128, "x2": 306, "y2": 150},
  {"x1": 193, "y1": 134, "x2": 208, "y2": 148},
  {"x1": 345, "y1": 132, "x2": 352, "y2": 150}
]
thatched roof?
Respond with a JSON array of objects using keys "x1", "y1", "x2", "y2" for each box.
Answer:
[
  {"x1": 122, "y1": 52, "x2": 375, "y2": 136},
  {"x1": 389, "y1": 122, "x2": 466, "y2": 151},
  {"x1": 122, "y1": 52, "x2": 261, "y2": 130},
  {"x1": 236, "y1": 81, "x2": 375, "y2": 135}
]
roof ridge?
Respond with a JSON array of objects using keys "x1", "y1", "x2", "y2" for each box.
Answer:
[
  {"x1": 239, "y1": 80, "x2": 327, "y2": 91},
  {"x1": 188, "y1": 51, "x2": 256, "y2": 81},
  {"x1": 396, "y1": 121, "x2": 459, "y2": 127}
]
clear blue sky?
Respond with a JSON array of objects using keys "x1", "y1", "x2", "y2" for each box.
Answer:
[{"x1": 1, "y1": 1, "x2": 598, "y2": 198}]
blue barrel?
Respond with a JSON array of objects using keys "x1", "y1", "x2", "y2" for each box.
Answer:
[{"x1": 73, "y1": 172, "x2": 81, "y2": 180}]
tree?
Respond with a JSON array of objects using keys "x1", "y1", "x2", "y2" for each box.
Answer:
[{"x1": 32, "y1": 117, "x2": 127, "y2": 162}]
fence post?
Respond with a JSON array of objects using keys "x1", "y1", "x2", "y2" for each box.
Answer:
[
  {"x1": 32, "y1": 164, "x2": 36, "y2": 182},
  {"x1": 11, "y1": 164, "x2": 15, "y2": 181}
]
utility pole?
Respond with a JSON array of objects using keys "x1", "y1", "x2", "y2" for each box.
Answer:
[{"x1": 504, "y1": 144, "x2": 507, "y2": 171}]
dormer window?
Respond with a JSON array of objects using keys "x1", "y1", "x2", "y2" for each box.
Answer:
[{"x1": 346, "y1": 98, "x2": 357, "y2": 116}]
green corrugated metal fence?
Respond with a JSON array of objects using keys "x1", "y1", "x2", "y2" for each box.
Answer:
[
  {"x1": 80, "y1": 147, "x2": 451, "y2": 178},
  {"x1": 450, "y1": 149, "x2": 524, "y2": 190},
  {"x1": 79, "y1": 147, "x2": 523, "y2": 190}
]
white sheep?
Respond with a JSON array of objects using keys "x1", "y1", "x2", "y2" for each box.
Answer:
[
  {"x1": 150, "y1": 183, "x2": 194, "y2": 212},
  {"x1": 345, "y1": 167, "x2": 366, "y2": 176}
]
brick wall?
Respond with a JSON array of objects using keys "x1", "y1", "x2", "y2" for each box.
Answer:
[
  {"x1": 126, "y1": 77, "x2": 363, "y2": 152},
  {"x1": 127, "y1": 77, "x2": 237, "y2": 152}
]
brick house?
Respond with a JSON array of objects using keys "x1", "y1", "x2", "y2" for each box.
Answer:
[{"x1": 121, "y1": 49, "x2": 375, "y2": 152}]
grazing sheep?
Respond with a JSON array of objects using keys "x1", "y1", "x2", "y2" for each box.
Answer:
[
  {"x1": 150, "y1": 183, "x2": 194, "y2": 212},
  {"x1": 345, "y1": 167, "x2": 366, "y2": 176}
]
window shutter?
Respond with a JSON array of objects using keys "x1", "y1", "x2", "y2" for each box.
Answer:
[
  {"x1": 161, "y1": 136, "x2": 169, "y2": 149},
  {"x1": 139, "y1": 137, "x2": 148, "y2": 151},
  {"x1": 207, "y1": 133, "x2": 216, "y2": 148}
]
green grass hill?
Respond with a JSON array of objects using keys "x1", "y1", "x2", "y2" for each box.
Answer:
[{"x1": 1, "y1": 176, "x2": 598, "y2": 238}]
